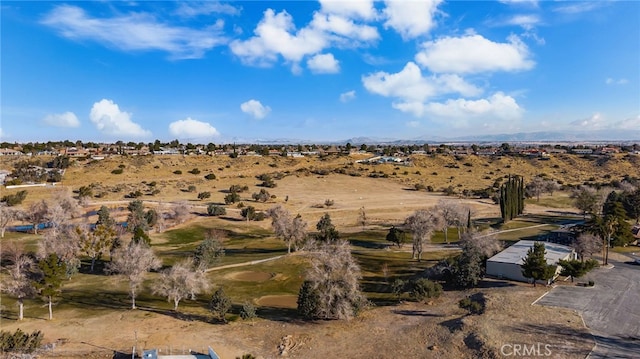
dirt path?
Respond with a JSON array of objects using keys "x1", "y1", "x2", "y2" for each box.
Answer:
[{"x1": 204, "y1": 255, "x2": 287, "y2": 273}]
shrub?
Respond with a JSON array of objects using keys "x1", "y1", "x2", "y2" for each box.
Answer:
[
  {"x1": 459, "y1": 296, "x2": 484, "y2": 315},
  {"x1": 150, "y1": 189, "x2": 161, "y2": 196},
  {"x1": 240, "y1": 301, "x2": 257, "y2": 321},
  {"x1": 588, "y1": 280, "x2": 595, "y2": 287},
  {"x1": 224, "y1": 192, "x2": 240, "y2": 204},
  {"x1": 173, "y1": 170, "x2": 182, "y2": 175},
  {"x1": 189, "y1": 168, "x2": 201, "y2": 175},
  {"x1": 187, "y1": 185, "x2": 197, "y2": 192},
  {"x1": 198, "y1": 191, "x2": 211, "y2": 200},
  {"x1": 324, "y1": 199, "x2": 334, "y2": 207},
  {"x1": 126, "y1": 190, "x2": 143, "y2": 198},
  {"x1": 204, "y1": 173, "x2": 216, "y2": 180},
  {"x1": 111, "y1": 168, "x2": 124, "y2": 174},
  {"x1": 409, "y1": 278, "x2": 442, "y2": 301},
  {"x1": 1, "y1": 190, "x2": 28, "y2": 206},
  {"x1": 207, "y1": 204, "x2": 226, "y2": 216},
  {"x1": 0, "y1": 329, "x2": 44, "y2": 353},
  {"x1": 210, "y1": 288, "x2": 232, "y2": 323}
]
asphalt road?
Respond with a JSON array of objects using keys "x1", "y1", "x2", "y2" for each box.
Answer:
[{"x1": 536, "y1": 257, "x2": 640, "y2": 358}]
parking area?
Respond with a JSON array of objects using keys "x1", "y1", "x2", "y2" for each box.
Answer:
[{"x1": 536, "y1": 258, "x2": 640, "y2": 358}]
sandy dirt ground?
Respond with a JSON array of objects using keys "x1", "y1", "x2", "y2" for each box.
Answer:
[{"x1": 0, "y1": 284, "x2": 592, "y2": 359}]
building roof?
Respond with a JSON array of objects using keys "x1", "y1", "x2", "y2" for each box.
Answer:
[{"x1": 487, "y1": 240, "x2": 574, "y2": 265}]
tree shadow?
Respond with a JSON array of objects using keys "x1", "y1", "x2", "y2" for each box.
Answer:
[
  {"x1": 440, "y1": 317, "x2": 465, "y2": 333},
  {"x1": 392, "y1": 309, "x2": 443, "y2": 317},
  {"x1": 255, "y1": 305, "x2": 302, "y2": 323},
  {"x1": 348, "y1": 239, "x2": 387, "y2": 249}
]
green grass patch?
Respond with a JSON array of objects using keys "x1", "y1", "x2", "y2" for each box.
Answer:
[
  {"x1": 525, "y1": 194, "x2": 575, "y2": 208},
  {"x1": 611, "y1": 246, "x2": 640, "y2": 254}
]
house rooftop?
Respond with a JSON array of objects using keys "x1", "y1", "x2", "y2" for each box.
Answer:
[{"x1": 487, "y1": 240, "x2": 574, "y2": 265}]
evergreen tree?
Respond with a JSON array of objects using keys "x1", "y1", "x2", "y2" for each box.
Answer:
[
  {"x1": 315, "y1": 213, "x2": 339, "y2": 242},
  {"x1": 33, "y1": 254, "x2": 67, "y2": 320},
  {"x1": 520, "y1": 242, "x2": 556, "y2": 287},
  {"x1": 499, "y1": 175, "x2": 525, "y2": 222}
]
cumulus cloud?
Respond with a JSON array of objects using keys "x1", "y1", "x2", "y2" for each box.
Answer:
[
  {"x1": 362, "y1": 62, "x2": 481, "y2": 105},
  {"x1": 169, "y1": 117, "x2": 220, "y2": 138},
  {"x1": 89, "y1": 99, "x2": 151, "y2": 137},
  {"x1": 240, "y1": 99, "x2": 271, "y2": 119},
  {"x1": 230, "y1": 9, "x2": 327, "y2": 66},
  {"x1": 340, "y1": 90, "x2": 356, "y2": 103},
  {"x1": 42, "y1": 5, "x2": 227, "y2": 59},
  {"x1": 422, "y1": 92, "x2": 523, "y2": 120},
  {"x1": 307, "y1": 53, "x2": 340, "y2": 73},
  {"x1": 42, "y1": 111, "x2": 80, "y2": 127},
  {"x1": 230, "y1": 6, "x2": 378, "y2": 70},
  {"x1": 504, "y1": 14, "x2": 541, "y2": 30},
  {"x1": 319, "y1": 0, "x2": 377, "y2": 20},
  {"x1": 382, "y1": 0, "x2": 443, "y2": 40},
  {"x1": 415, "y1": 34, "x2": 534, "y2": 74}
]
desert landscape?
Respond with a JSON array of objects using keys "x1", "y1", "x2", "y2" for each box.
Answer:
[{"x1": 2, "y1": 148, "x2": 639, "y2": 358}]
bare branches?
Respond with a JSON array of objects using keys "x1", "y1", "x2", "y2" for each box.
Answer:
[
  {"x1": 267, "y1": 205, "x2": 308, "y2": 253},
  {"x1": 153, "y1": 258, "x2": 208, "y2": 311},
  {"x1": 405, "y1": 209, "x2": 440, "y2": 261},
  {"x1": 107, "y1": 241, "x2": 161, "y2": 309}
]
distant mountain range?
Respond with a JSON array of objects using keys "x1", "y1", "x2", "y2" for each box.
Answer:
[{"x1": 230, "y1": 130, "x2": 640, "y2": 145}]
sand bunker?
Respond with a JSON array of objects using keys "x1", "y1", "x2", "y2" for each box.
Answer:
[
  {"x1": 256, "y1": 295, "x2": 298, "y2": 308},
  {"x1": 228, "y1": 271, "x2": 273, "y2": 282}
]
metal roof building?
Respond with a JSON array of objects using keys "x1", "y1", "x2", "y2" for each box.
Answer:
[
  {"x1": 142, "y1": 347, "x2": 220, "y2": 359},
  {"x1": 486, "y1": 240, "x2": 576, "y2": 284}
]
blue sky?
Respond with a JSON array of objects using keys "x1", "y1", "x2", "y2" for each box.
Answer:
[{"x1": 1, "y1": 1, "x2": 639, "y2": 143}]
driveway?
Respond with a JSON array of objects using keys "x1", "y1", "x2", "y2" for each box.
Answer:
[{"x1": 535, "y1": 257, "x2": 640, "y2": 358}]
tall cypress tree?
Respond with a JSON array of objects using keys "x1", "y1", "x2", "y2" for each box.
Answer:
[{"x1": 500, "y1": 175, "x2": 525, "y2": 222}]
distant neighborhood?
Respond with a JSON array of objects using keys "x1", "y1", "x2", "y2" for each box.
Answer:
[{"x1": 1, "y1": 139, "x2": 639, "y2": 160}]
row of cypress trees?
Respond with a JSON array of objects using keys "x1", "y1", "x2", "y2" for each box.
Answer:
[{"x1": 499, "y1": 175, "x2": 525, "y2": 222}]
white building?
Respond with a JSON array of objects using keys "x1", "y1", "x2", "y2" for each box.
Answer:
[{"x1": 486, "y1": 240, "x2": 576, "y2": 284}]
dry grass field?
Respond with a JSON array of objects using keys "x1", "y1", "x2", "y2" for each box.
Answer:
[{"x1": 0, "y1": 152, "x2": 617, "y2": 358}]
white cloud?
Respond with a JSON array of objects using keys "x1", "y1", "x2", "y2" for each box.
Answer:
[
  {"x1": 0, "y1": 128, "x2": 3, "y2": 139},
  {"x1": 230, "y1": 9, "x2": 327, "y2": 66},
  {"x1": 605, "y1": 78, "x2": 628, "y2": 85},
  {"x1": 406, "y1": 120, "x2": 421, "y2": 128},
  {"x1": 89, "y1": 99, "x2": 151, "y2": 138},
  {"x1": 311, "y1": 12, "x2": 379, "y2": 42},
  {"x1": 307, "y1": 53, "x2": 340, "y2": 73},
  {"x1": 175, "y1": 2, "x2": 241, "y2": 17},
  {"x1": 382, "y1": 0, "x2": 443, "y2": 40},
  {"x1": 42, "y1": 111, "x2": 80, "y2": 127},
  {"x1": 499, "y1": 0, "x2": 539, "y2": 6},
  {"x1": 614, "y1": 115, "x2": 640, "y2": 130},
  {"x1": 553, "y1": 2, "x2": 605, "y2": 14},
  {"x1": 168, "y1": 118, "x2": 220, "y2": 138},
  {"x1": 504, "y1": 14, "x2": 540, "y2": 30},
  {"x1": 230, "y1": 6, "x2": 379, "y2": 70},
  {"x1": 415, "y1": 34, "x2": 534, "y2": 74},
  {"x1": 569, "y1": 113, "x2": 607, "y2": 130},
  {"x1": 340, "y1": 90, "x2": 356, "y2": 103},
  {"x1": 42, "y1": 5, "x2": 227, "y2": 59},
  {"x1": 319, "y1": 0, "x2": 377, "y2": 20},
  {"x1": 362, "y1": 62, "x2": 481, "y2": 105},
  {"x1": 240, "y1": 99, "x2": 271, "y2": 119},
  {"x1": 422, "y1": 92, "x2": 523, "y2": 120}
]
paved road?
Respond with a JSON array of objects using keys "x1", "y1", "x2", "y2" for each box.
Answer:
[{"x1": 536, "y1": 257, "x2": 640, "y2": 358}]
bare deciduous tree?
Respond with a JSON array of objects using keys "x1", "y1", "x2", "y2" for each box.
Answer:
[
  {"x1": 1, "y1": 243, "x2": 35, "y2": 320},
  {"x1": 573, "y1": 232, "x2": 602, "y2": 261},
  {"x1": 153, "y1": 258, "x2": 209, "y2": 311},
  {"x1": 267, "y1": 205, "x2": 307, "y2": 253},
  {"x1": 459, "y1": 230, "x2": 502, "y2": 258},
  {"x1": 107, "y1": 241, "x2": 161, "y2": 309},
  {"x1": 171, "y1": 202, "x2": 192, "y2": 224},
  {"x1": 38, "y1": 227, "x2": 81, "y2": 278},
  {"x1": 436, "y1": 200, "x2": 460, "y2": 244},
  {"x1": 298, "y1": 240, "x2": 366, "y2": 320},
  {"x1": 526, "y1": 176, "x2": 546, "y2": 202},
  {"x1": 405, "y1": 209, "x2": 440, "y2": 261},
  {"x1": 0, "y1": 205, "x2": 17, "y2": 238},
  {"x1": 357, "y1": 207, "x2": 367, "y2": 230},
  {"x1": 23, "y1": 200, "x2": 49, "y2": 235}
]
